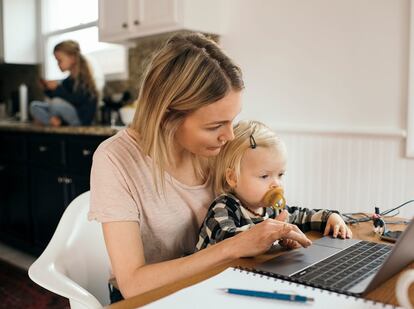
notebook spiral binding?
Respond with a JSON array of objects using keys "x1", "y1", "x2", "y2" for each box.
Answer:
[{"x1": 234, "y1": 266, "x2": 398, "y2": 308}]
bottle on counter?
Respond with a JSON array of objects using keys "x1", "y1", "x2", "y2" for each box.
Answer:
[{"x1": 19, "y1": 83, "x2": 28, "y2": 122}]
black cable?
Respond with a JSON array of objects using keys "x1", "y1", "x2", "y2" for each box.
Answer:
[
  {"x1": 381, "y1": 199, "x2": 414, "y2": 216},
  {"x1": 342, "y1": 199, "x2": 414, "y2": 225},
  {"x1": 342, "y1": 214, "x2": 371, "y2": 225}
]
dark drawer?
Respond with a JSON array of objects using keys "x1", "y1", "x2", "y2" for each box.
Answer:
[
  {"x1": 0, "y1": 132, "x2": 27, "y2": 162},
  {"x1": 29, "y1": 135, "x2": 64, "y2": 167},
  {"x1": 66, "y1": 138, "x2": 104, "y2": 174}
]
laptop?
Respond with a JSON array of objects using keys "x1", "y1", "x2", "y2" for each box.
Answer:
[{"x1": 251, "y1": 218, "x2": 414, "y2": 295}]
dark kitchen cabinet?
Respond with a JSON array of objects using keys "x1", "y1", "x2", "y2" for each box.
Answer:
[
  {"x1": 0, "y1": 132, "x2": 28, "y2": 162},
  {"x1": 68, "y1": 174, "x2": 91, "y2": 201},
  {"x1": 0, "y1": 163, "x2": 31, "y2": 248},
  {"x1": 66, "y1": 138, "x2": 102, "y2": 173},
  {"x1": 29, "y1": 134, "x2": 65, "y2": 168},
  {"x1": 30, "y1": 167, "x2": 66, "y2": 249},
  {"x1": 30, "y1": 170, "x2": 91, "y2": 250},
  {"x1": 0, "y1": 132, "x2": 32, "y2": 251},
  {"x1": 0, "y1": 130, "x2": 110, "y2": 254},
  {"x1": 28, "y1": 133, "x2": 108, "y2": 252}
]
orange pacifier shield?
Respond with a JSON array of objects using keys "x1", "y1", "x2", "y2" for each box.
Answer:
[{"x1": 262, "y1": 187, "x2": 286, "y2": 210}]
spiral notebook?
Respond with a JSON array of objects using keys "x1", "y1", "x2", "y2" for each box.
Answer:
[{"x1": 143, "y1": 268, "x2": 400, "y2": 308}]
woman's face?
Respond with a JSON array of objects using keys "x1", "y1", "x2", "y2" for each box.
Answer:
[
  {"x1": 175, "y1": 90, "x2": 242, "y2": 157},
  {"x1": 54, "y1": 51, "x2": 76, "y2": 72}
]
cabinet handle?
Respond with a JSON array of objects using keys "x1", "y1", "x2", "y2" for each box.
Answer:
[
  {"x1": 39, "y1": 146, "x2": 47, "y2": 152},
  {"x1": 122, "y1": 22, "x2": 128, "y2": 28},
  {"x1": 134, "y1": 20, "x2": 140, "y2": 26},
  {"x1": 58, "y1": 176, "x2": 73, "y2": 184},
  {"x1": 82, "y1": 149, "x2": 92, "y2": 156}
]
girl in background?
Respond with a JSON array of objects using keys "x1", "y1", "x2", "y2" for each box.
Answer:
[{"x1": 30, "y1": 40, "x2": 98, "y2": 126}]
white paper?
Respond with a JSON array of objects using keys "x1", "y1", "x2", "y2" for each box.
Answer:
[{"x1": 143, "y1": 268, "x2": 400, "y2": 309}]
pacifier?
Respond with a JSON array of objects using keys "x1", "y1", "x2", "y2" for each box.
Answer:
[{"x1": 262, "y1": 187, "x2": 286, "y2": 210}]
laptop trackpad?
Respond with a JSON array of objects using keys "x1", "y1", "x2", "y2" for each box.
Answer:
[{"x1": 255, "y1": 244, "x2": 341, "y2": 277}]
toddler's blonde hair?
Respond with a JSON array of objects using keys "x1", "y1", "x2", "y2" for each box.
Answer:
[{"x1": 213, "y1": 120, "x2": 286, "y2": 196}]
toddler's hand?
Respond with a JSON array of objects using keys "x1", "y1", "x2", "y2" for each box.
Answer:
[
  {"x1": 275, "y1": 209, "x2": 288, "y2": 222},
  {"x1": 324, "y1": 213, "x2": 352, "y2": 239}
]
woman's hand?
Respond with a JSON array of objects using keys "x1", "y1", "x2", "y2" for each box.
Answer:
[
  {"x1": 229, "y1": 219, "x2": 312, "y2": 258},
  {"x1": 275, "y1": 210, "x2": 301, "y2": 249},
  {"x1": 323, "y1": 213, "x2": 352, "y2": 239}
]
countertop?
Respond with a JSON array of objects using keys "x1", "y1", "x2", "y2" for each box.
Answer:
[{"x1": 0, "y1": 119, "x2": 122, "y2": 136}]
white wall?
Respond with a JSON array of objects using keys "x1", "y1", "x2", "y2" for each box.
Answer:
[
  {"x1": 220, "y1": 0, "x2": 414, "y2": 218},
  {"x1": 221, "y1": 0, "x2": 409, "y2": 133},
  {"x1": 280, "y1": 132, "x2": 414, "y2": 219}
]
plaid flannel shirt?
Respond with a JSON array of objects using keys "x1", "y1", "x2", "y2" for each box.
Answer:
[{"x1": 195, "y1": 193, "x2": 338, "y2": 251}]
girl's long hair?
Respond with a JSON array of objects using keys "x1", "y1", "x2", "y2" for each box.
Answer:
[
  {"x1": 54, "y1": 40, "x2": 98, "y2": 99},
  {"x1": 130, "y1": 33, "x2": 244, "y2": 194}
]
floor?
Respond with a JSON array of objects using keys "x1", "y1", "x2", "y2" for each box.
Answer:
[
  {"x1": 0, "y1": 242, "x2": 71, "y2": 309},
  {"x1": 0, "y1": 242, "x2": 36, "y2": 270}
]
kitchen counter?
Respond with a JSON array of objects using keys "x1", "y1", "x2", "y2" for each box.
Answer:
[{"x1": 0, "y1": 120, "x2": 122, "y2": 136}]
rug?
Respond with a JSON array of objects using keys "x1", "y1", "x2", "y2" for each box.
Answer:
[{"x1": 0, "y1": 259, "x2": 70, "y2": 309}]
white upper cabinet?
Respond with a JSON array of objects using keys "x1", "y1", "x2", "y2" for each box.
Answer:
[
  {"x1": 98, "y1": 0, "x2": 131, "y2": 39},
  {"x1": 98, "y1": 0, "x2": 223, "y2": 43}
]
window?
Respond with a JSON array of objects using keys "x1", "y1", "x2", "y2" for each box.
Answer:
[
  {"x1": 41, "y1": 0, "x2": 128, "y2": 87},
  {"x1": 42, "y1": 0, "x2": 98, "y2": 33}
]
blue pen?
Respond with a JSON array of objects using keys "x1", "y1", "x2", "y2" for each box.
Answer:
[{"x1": 221, "y1": 288, "x2": 314, "y2": 303}]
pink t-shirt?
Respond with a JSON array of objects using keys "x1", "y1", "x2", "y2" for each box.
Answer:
[{"x1": 88, "y1": 129, "x2": 214, "y2": 264}]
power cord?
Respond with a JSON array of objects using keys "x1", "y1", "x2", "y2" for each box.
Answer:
[
  {"x1": 380, "y1": 199, "x2": 414, "y2": 216},
  {"x1": 342, "y1": 200, "x2": 414, "y2": 228}
]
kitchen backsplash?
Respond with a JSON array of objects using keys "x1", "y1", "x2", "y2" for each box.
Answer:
[
  {"x1": 104, "y1": 31, "x2": 219, "y2": 102},
  {"x1": 0, "y1": 64, "x2": 43, "y2": 114}
]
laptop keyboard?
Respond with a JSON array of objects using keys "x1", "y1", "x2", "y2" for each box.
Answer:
[{"x1": 291, "y1": 241, "x2": 392, "y2": 291}]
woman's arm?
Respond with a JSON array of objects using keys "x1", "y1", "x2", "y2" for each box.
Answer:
[{"x1": 103, "y1": 218, "x2": 311, "y2": 299}]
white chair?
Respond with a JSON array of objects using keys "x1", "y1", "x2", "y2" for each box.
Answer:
[{"x1": 28, "y1": 191, "x2": 112, "y2": 309}]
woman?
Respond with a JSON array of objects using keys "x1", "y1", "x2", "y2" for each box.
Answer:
[
  {"x1": 30, "y1": 40, "x2": 98, "y2": 126},
  {"x1": 88, "y1": 33, "x2": 315, "y2": 302}
]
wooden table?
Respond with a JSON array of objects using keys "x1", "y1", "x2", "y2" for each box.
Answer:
[{"x1": 107, "y1": 218, "x2": 414, "y2": 308}]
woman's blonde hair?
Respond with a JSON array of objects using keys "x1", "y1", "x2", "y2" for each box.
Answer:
[
  {"x1": 54, "y1": 40, "x2": 98, "y2": 100},
  {"x1": 130, "y1": 33, "x2": 244, "y2": 193},
  {"x1": 213, "y1": 120, "x2": 287, "y2": 196}
]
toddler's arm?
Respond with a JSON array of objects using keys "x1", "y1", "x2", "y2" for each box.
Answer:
[
  {"x1": 272, "y1": 206, "x2": 340, "y2": 233},
  {"x1": 196, "y1": 203, "x2": 252, "y2": 250}
]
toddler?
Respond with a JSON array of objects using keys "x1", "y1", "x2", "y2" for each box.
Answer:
[{"x1": 196, "y1": 120, "x2": 352, "y2": 250}]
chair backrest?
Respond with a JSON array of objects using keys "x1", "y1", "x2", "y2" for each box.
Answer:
[{"x1": 29, "y1": 191, "x2": 111, "y2": 309}]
